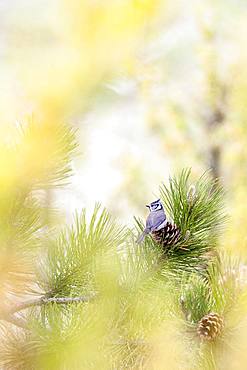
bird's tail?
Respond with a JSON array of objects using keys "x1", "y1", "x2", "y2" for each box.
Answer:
[{"x1": 136, "y1": 230, "x2": 147, "y2": 244}]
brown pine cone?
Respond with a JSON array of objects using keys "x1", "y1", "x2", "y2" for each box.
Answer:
[
  {"x1": 151, "y1": 222, "x2": 180, "y2": 248},
  {"x1": 197, "y1": 312, "x2": 224, "y2": 341}
]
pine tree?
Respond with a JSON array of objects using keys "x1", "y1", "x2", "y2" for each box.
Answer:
[{"x1": 0, "y1": 123, "x2": 246, "y2": 369}]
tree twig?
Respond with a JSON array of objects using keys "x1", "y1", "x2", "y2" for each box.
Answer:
[
  {"x1": 9, "y1": 295, "x2": 94, "y2": 315},
  {"x1": 0, "y1": 294, "x2": 95, "y2": 330}
]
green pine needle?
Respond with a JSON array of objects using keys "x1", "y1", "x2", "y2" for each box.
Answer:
[
  {"x1": 37, "y1": 204, "x2": 126, "y2": 297},
  {"x1": 160, "y1": 168, "x2": 226, "y2": 239}
]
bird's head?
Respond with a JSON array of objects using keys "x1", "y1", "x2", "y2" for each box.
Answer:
[{"x1": 146, "y1": 199, "x2": 163, "y2": 212}]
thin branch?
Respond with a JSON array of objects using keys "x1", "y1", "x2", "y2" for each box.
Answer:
[
  {"x1": 9, "y1": 294, "x2": 95, "y2": 315},
  {"x1": 0, "y1": 295, "x2": 95, "y2": 331}
]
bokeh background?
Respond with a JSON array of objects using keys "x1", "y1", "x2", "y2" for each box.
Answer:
[
  {"x1": 0, "y1": 1, "x2": 247, "y2": 369},
  {"x1": 1, "y1": 0, "x2": 247, "y2": 252}
]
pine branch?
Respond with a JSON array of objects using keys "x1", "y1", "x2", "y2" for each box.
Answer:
[
  {"x1": 37, "y1": 205, "x2": 126, "y2": 297},
  {"x1": 159, "y1": 169, "x2": 225, "y2": 256},
  {"x1": 9, "y1": 295, "x2": 95, "y2": 315},
  {"x1": 135, "y1": 169, "x2": 226, "y2": 275},
  {"x1": 0, "y1": 294, "x2": 95, "y2": 331}
]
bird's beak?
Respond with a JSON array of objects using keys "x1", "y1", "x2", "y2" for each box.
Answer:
[{"x1": 146, "y1": 205, "x2": 150, "y2": 208}]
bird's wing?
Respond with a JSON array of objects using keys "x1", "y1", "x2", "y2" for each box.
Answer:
[
  {"x1": 145, "y1": 214, "x2": 153, "y2": 231},
  {"x1": 149, "y1": 210, "x2": 166, "y2": 231}
]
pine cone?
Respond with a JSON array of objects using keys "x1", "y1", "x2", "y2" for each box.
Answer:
[
  {"x1": 151, "y1": 222, "x2": 180, "y2": 248},
  {"x1": 197, "y1": 313, "x2": 224, "y2": 341}
]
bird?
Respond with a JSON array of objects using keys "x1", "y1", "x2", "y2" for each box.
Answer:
[{"x1": 136, "y1": 199, "x2": 167, "y2": 244}]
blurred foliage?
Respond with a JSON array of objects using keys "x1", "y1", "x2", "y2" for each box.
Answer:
[
  {"x1": 0, "y1": 0, "x2": 247, "y2": 369},
  {"x1": 1, "y1": 0, "x2": 164, "y2": 121},
  {"x1": 120, "y1": 0, "x2": 247, "y2": 259}
]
